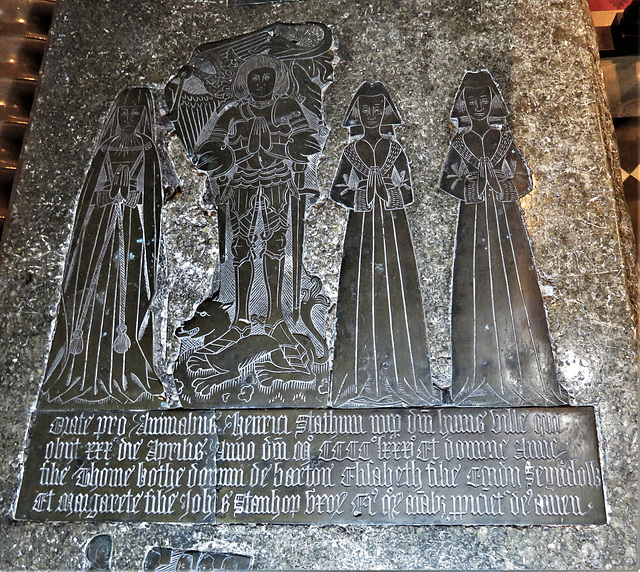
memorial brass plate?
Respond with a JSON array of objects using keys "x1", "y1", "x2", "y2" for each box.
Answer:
[
  {"x1": 39, "y1": 88, "x2": 166, "y2": 411},
  {"x1": 330, "y1": 81, "x2": 440, "y2": 408},
  {"x1": 15, "y1": 50, "x2": 607, "y2": 531},
  {"x1": 84, "y1": 534, "x2": 112, "y2": 571},
  {"x1": 215, "y1": 407, "x2": 605, "y2": 525},
  {"x1": 16, "y1": 407, "x2": 604, "y2": 524},
  {"x1": 438, "y1": 70, "x2": 567, "y2": 407},
  {"x1": 167, "y1": 24, "x2": 334, "y2": 410},
  {"x1": 15, "y1": 410, "x2": 217, "y2": 523},
  {"x1": 143, "y1": 547, "x2": 253, "y2": 571}
]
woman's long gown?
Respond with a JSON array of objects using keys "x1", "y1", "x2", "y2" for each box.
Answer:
[
  {"x1": 41, "y1": 132, "x2": 164, "y2": 407},
  {"x1": 331, "y1": 137, "x2": 439, "y2": 407},
  {"x1": 440, "y1": 126, "x2": 567, "y2": 406}
]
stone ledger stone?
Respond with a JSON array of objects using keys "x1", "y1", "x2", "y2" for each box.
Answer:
[{"x1": 0, "y1": 0, "x2": 636, "y2": 569}]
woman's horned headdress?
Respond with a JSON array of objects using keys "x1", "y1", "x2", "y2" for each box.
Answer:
[
  {"x1": 343, "y1": 81, "x2": 402, "y2": 136},
  {"x1": 450, "y1": 70, "x2": 509, "y2": 129}
]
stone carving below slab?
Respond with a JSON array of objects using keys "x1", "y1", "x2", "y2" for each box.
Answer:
[
  {"x1": 439, "y1": 70, "x2": 568, "y2": 407},
  {"x1": 166, "y1": 24, "x2": 334, "y2": 408},
  {"x1": 143, "y1": 547, "x2": 252, "y2": 570},
  {"x1": 39, "y1": 88, "x2": 165, "y2": 409},
  {"x1": 85, "y1": 534, "x2": 112, "y2": 571},
  {"x1": 330, "y1": 81, "x2": 440, "y2": 408}
]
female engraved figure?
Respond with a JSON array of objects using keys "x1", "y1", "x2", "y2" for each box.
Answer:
[
  {"x1": 439, "y1": 70, "x2": 567, "y2": 406},
  {"x1": 41, "y1": 88, "x2": 164, "y2": 407},
  {"x1": 166, "y1": 24, "x2": 334, "y2": 407},
  {"x1": 330, "y1": 81, "x2": 439, "y2": 408}
]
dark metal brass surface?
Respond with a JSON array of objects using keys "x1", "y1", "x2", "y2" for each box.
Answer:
[
  {"x1": 439, "y1": 70, "x2": 568, "y2": 407},
  {"x1": 15, "y1": 410, "x2": 218, "y2": 523},
  {"x1": 167, "y1": 24, "x2": 334, "y2": 409},
  {"x1": 16, "y1": 406, "x2": 604, "y2": 525},
  {"x1": 330, "y1": 81, "x2": 440, "y2": 408},
  {"x1": 84, "y1": 534, "x2": 112, "y2": 571},
  {"x1": 214, "y1": 406, "x2": 605, "y2": 525},
  {"x1": 38, "y1": 88, "x2": 166, "y2": 409}
]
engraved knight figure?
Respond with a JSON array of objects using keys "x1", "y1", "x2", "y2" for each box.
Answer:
[
  {"x1": 439, "y1": 70, "x2": 567, "y2": 406},
  {"x1": 40, "y1": 88, "x2": 165, "y2": 407},
  {"x1": 330, "y1": 81, "x2": 440, "y2": 407},
  {"x1": 166, "y1": 24, "x2": 334, "y2": 407}
]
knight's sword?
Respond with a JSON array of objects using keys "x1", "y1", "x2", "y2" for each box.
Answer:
[{"x1": 291, "y1": 170, "x2": 308, "y2": 322}]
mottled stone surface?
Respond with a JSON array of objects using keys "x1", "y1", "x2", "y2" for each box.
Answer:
[{"x1": 0, "y1": 0, "x2": 637, "y2": 569}]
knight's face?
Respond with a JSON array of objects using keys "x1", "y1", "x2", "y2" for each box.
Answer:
[
  {"x1": 118, "y1": 106, "x2": 144, "y2": 133},
  {"x1": 247, "y1": 67, "x2": 276, "y2": 101},
  {"x1": 358, "y1": 94, "x2": 385, "y2": 129},
  {"x1": 464, "y1": 86, "x2": 492, "y2": 121}
]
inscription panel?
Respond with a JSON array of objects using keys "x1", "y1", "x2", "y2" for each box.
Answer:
[
  {"x1": 16, "y1": 407, "x2": 605, "y2": 525},
  {"x1": 215, "y1": 407, "x2": 605, "y2": 525},
  {"x1": 16, "y1": 410, "x2": 217, "y2": 523}
]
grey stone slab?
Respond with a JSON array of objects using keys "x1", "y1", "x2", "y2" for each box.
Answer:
[
  {"x1": 228, "y1": 0, "x2": 300, "y2": 5},
  {"x1": 0, "y1": 0, "x2": 636, "y2": 569}
]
